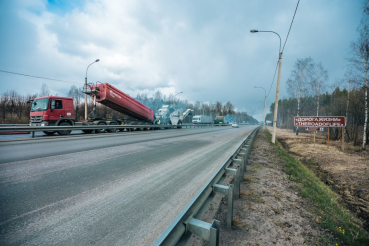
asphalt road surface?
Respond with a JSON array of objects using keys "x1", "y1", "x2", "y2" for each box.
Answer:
[{"x1": 0, "y1": 125, "x2": 257, "y2": 245}]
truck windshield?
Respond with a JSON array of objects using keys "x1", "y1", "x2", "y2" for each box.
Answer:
[
  {"x1": 193, "y1": 117, "x2": 199, "y2": 120},
  {"x1": 31, "y1": 99, "x2": 49, "y2": 112}
]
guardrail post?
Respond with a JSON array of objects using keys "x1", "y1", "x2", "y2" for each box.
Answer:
[
  {"x1": 213, "y1": 184, "x2": 234, "y2": 229},
  {"x1": 225, "y1": 167, "x2": 240, "y2": 198},
  {"x1": 241, "y1": 148, "x2": 249, "y2": 166},
  {"x1": 237, "y1": 153, "x2": 246, "y2": 177},
  {"x1": 184, "y1": 216, "x2": 220, "y2": 246},
  {"x1": 243, "y1": 145, "x2": 251, "y2": 163},
  {"x1": 32, "y1": 131, "x2": 35, "y2": 138}
]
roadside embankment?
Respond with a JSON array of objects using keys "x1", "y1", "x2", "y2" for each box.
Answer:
[
  {"x1": 272, "y1": 126, "x2": 369, "y2": 233},
  {"x1": 187, "y1": 128, "x2": 369, "y2": 245}
]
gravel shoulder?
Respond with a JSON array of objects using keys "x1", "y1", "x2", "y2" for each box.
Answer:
[{"x1": 187, "y1": 128, "x2": 340, "y2": 245}]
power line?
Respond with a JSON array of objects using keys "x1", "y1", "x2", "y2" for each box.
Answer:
[
  {"x1": 282, "y1": 0, "x2": 300, "y2": 53},
  {"x1": 0, "y1": 69, "x2": 84, "y2": 85},
  {"x1": 267, "y1": 60, "x2": 279, "y2": 98},
  {"x1": 267, "y1": 0, "x2": 300, "y2": 99}
]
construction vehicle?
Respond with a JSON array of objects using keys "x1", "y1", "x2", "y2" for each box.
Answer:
[
  {"x1": 155, "y1": 105, "x2": 193, "y2": 128},
  {"x1": 28, "y1": 83, "x2": 192, "y2": 135}
]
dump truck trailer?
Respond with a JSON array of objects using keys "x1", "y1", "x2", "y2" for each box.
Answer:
[{"x1": 89, "y1": 83, "x2": 155, "y2": 123}]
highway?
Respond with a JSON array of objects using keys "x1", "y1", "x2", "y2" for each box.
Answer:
[{"x1": 0, "y1": 125, "x2": 257, "y2": 245}]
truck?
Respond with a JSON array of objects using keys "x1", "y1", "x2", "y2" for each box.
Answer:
[
  {"x1": 29, "y1": 83, "x2": 192, "y2": 135},
  {"x1": 192, "y1": 115, "x2": 213, "y2": 124},
  {"x1": 213, "y1": 116, "x2": 227, "y2": 124}
]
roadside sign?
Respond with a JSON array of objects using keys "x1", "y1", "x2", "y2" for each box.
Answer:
[
  {"x1": 294, "y1": 116, "x2": 345, "y2": 127},
  {"x1": 305, "y1": 127, "x2": 324, "y2": 131}
]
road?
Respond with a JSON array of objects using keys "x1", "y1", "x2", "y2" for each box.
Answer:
[
  {"x1": 0, "y1": 125, "x2": 257, "y2": 245},
  {"x1": 0, "y1": 130, "x2": 85, "y2": 140}
]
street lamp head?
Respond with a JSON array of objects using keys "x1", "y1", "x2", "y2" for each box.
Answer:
[
  {"x1": 95, "y1": 59, "x2": 100, "y2": 62},
  {"x1": 250, "y1": 30, "x2": 258, "y2": 33}
]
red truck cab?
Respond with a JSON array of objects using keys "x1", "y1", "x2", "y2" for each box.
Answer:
[{"x1": 29, "y1": 96, "x2": 75, "y2": 127}]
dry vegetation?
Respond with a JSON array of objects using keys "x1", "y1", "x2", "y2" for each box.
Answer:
[{"x1": 270, "y1": 126, "x2": 369, "y2": 232}]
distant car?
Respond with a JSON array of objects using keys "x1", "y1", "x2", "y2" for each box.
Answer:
[{"x1": 232, "y1": 123, "x2": 239, "y2": 128}]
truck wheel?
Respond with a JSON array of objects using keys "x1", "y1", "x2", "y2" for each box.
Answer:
[
  {"x1": 145, "y1": 123, "x2": 151, "y2": 130},
  {"x1": 177, "y1": 121, "x2": 182, "y2": 129},
  {"x1": 57, "y1": 122, "x2": 72, "y2": 135},
  {"x1": 164, "y1": 120, "x2": 172, "y2": 129},
  {"x1": 96, "y1": 122, "x2": 106, "y2": 133},
  {"x1": 43, "y1": 131, "x2": 55, "y2": 136},
  {"x1": 82, "y1": 130, "x2": 93, "y2": 134},
  {"x1": 107, "y1": 122, "x2": 117, "y2": 133}
]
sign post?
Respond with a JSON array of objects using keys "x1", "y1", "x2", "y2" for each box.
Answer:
[
  {"x1": 294, "y1": 117, "x2": 345, "y2": 151},
  {"x1": 327, "y1": 127, "x2": 329, "y2": 149},
  {"x1": 342, "y1": 127, "x2": 344, "y2": 151}
]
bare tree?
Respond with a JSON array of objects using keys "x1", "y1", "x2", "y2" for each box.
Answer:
[
  {"x1": 348, "y1": 27, "x2": 369, "y2": 149},
  {"x1": 40, "y1": 83, "x2": 49, "y2": 97},
  {"x1": 286, "y1": 57, "x2": 315, "y2": 132},
  {"x1": 215, "y1": 101, "x2": 222, "y2": 116},
  {"x1": 153, "y1": 90, "x2": 163, "y2": 111},
  {"x1": 310, "y1": 62, "x2": 328, "y2": 116}
]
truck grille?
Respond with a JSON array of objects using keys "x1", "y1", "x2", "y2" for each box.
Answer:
[{"x1": 30, "y1": 116, "x2": 43, "y2": 123}]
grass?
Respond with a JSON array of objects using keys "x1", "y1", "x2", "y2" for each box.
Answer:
[
  {"x1": 249, "y1": 165, "x2": 264, "y2": 173},
  {"x1": 232, "y1": 216, "x2": 249, "y2": 229},
  {"x1": 240, "y1": 189, "x2": 265, "y2": 203},
  {"x1": 264, "y1": 129, "x2": 369, "y2": 245},
  {"x1": 359, "y1": 173, "x2": 369, "y2": 177}
]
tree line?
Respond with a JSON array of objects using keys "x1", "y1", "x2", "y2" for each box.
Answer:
[
  {"x1": 266, "y1": 86, "x2": 367, "y2": 146},
  {"x1": 0, "y1": 83, "x2": 258, "y2": 124},
  {"x1": 266, "y1": 1, "x2": 369, "y2": 149}
]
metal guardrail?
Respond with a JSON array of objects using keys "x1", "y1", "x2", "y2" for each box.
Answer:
[
  {"x1": 0, "y1": 124, "x2": 30, "y2": 126},
  {"x1": 153, "y1": 126, "x2": 260, "y2": 246},
  {"x1": 0, "y1": 124, "x2": 231, "y2": 138}
]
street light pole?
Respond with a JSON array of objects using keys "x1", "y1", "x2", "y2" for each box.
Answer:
[
  {"x1": 250, "y1": 29, "x2": 282, "y2": 143},
  {"x1": 272, "y1": 53, "x2": 283, "y2": 143},
  {"x1": 84, "y1": 59, "x2": 100, "y2": 120},
  {"x1": 254, "y1": 86, "x2": 266, "y2": 130},
  {"x1": 174, "y1": 92, "x2": 183, "y2": 109}
]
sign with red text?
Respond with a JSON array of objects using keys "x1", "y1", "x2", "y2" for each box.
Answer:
[
  {"x1": 305, "y1": 127, "x2": 324, "y2": 131},
  {"x1": 294, "y1": 116, "x2": 345, "y2": 127}
]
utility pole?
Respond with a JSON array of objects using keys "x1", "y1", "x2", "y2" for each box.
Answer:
[{"x1": 84, "y1": 59, "x2": 100, "y2": 120}]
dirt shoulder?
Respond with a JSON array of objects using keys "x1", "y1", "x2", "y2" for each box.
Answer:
[
  {"x1": 187, "y1": 129, "x2": 340, "y2": 245},
  {"x1": 272, "y1": 126, "x2": 369, "y2": 232}
]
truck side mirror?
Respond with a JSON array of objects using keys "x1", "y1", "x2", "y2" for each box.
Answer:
[
  {"x1": 26, "y1": 100, "x2": 34, "y2": 104},
  {"x1": 51, "y1": 100, "x2": 55, "y2": 110}
]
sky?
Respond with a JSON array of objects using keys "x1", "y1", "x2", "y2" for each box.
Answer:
[{"x1": 0, "y1": 0, "x2": 364, "y2": 120}]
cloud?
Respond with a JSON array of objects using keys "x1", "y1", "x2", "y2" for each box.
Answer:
[{"x1": 0, "y1": 0, "x2": 363, "y2": 120}]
